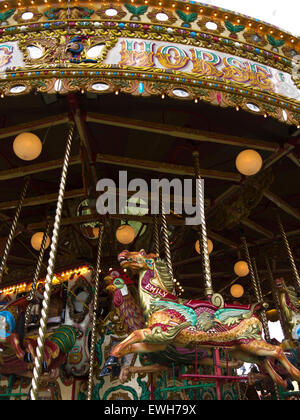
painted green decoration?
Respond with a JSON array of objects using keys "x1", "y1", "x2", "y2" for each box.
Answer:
[
  {"x1": 0, "y1": 9, "x2": 16, "y2": 22},
  {"x1": 176, "y1": 10, "x2": 198, "y2": 28},
  {"x1": 225, "y1": 21, "x2": 245, "y2": 38},
  {"x1": 267, "y1": 35, "x2": 285, "y2": 48},
  {"x1": 125, "y1": 4, "x2": 148, "y2": 19},
  {"x1": 137, "y1": 377, "x2": 151, "y2": 400},
  {"x1": 95, "y1": 336, "x2": 105, "y2": 365}
]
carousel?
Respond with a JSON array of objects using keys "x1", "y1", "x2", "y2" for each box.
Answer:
[{"x1": 0, "y1": 0, "x2": 299, "y2": 401}]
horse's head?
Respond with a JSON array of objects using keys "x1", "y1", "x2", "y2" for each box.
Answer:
[
  {"x1": 275, "y1": 278, "x2": 288, "y2": 292},
  {"x1": 118, "y1": 249, "x2": 158, "y2": 274},
  {"x1": 104, "y1": 268, "x2": 135, "y2": 307}
]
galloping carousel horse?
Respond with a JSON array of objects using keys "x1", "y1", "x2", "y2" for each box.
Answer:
[
  {"x1": 103, "y1": 267, "x2": 242, "y2": 383},
  {"x1": 100, "y1": 250, "x2": 300, "y2": 389}
]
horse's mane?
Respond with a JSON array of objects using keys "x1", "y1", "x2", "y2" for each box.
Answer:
[
  {"x1": 287, "y1": 286, "x2": 300, "y2": 310},
  {"x1": 154, "y1": 259, "x2": 174, "y2": 294}
]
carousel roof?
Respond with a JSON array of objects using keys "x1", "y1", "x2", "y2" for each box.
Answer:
[{"x1": 196, "y1": 0, "x2": 300, "y2": 37}]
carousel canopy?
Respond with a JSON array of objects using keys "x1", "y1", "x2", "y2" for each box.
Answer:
[{"x1": 197, "y1": 0, "x2": 300, "y2": 36}]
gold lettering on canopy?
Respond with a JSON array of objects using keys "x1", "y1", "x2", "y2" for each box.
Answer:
[
  {"x1": 156, "y1": 45, "x2": 189, "y2": 70},
  {"x1": 116, "y1": 40, "x2": 276, "y2": 92},
  {"x1": 119, "y1": 40, "x2": 155, "y2": 67}
]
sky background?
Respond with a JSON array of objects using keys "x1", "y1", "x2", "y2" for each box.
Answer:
[{"x1": 195, "y1": 0, "x2": 300, "y2": 36}]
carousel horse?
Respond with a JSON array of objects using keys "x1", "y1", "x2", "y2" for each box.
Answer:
[
  {"x1": 100, "y1": 250, "x2": 300, "y2": 389},
  {"x1": 0, "y1": 290, "x2": 76, "y2": 378},
  {"x1": 275, "y1": 278, "x2": 300, "y2": 342},
  {"x1": 103, "y1": 267, "x2": 243, "y2": 383}
]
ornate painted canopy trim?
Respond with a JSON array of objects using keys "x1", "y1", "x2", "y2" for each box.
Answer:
[{"x1": 0, "y1": 0, "x2": 298, "y2": 125}]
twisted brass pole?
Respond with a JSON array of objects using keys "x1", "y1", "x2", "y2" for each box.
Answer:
[
  {"x1": 193, "y1": 151, "x2": 213, "y2": 297},
  {"x1": 24, "y1": 222, "x2": 51, "y2": 329},
  {"x1": 245, "y1": 247, "x2": 280, "y2": 400},
  {"x1": 277, "y1": 213, "x2": 300, "y2": 291},
  {"x1": 0, "y1": 177, "x2": 30, "y2": 282},
  {"x1": 265, "y1": 257, "x2": 288, "y2": 338},
  {"x1": 152, "y1": 215, "x2": 160, "y2": 257},
  {"x1": 252, "y1": 258, "x2": 270, "y2": 342},
  {"x1": 87, "y1": 224, "x2": 104, "y2": 400},
  {"x1": 29, "y1": 123, "x2": 75, "y2": 400},
  {"x1": 160, "y1": 196, "x2": 175, "y2": 284}
]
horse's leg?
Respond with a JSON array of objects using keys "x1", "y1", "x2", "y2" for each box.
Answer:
[
  {"x1": 120, "y1": 363, "x2": 168, "y2": 384},
  {"x1": 259, "y1": 359, "x2": 288, "y2": 390},
  {"x1": 240, "y1": 340, "x2": 300, "y2": 383},
  {"x1": 99, "y1": 328, "x2": 152, "y2": 377}
]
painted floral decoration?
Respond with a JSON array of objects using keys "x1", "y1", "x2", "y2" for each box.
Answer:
[
  {"x1": 197, "y1": 16, "x2": 224, "y2": 35},
  {"x1": 96, "y1": 4, "x2": 127, "y2": 20},
  {"x1": 13, "y1": 7, "x2": 42, "y2": 24},
  {"x1": 124, "y1": 4, "x2": 148, "y2": 21},
  {"x1": 146, "y1": 8, "x2": 177, "y2": 25},
  {"x1": 243, "y1": 30, "x2": 267, "y2": 47},
  {"x1": 175, "y1": 10, "x2": 198, "y2": 28}
]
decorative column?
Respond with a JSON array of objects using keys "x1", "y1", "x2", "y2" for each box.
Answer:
[
  {"x1": 241, "y1": 239, "x2": 280, "y2": 400},
  {"x1": 277, "y1": 213, "x2": 300, "y2": 291},
  {"x1": 87, "y1": 224, "x2": 104, "y2": 400},
  {"x1": 29, "y1": 123, "x2": 75, "y2": 400},
  {"x1": 252, "y1": 257, "x2": 270, "y2": 342},
  {"x1": 160, "y1": 196, "x2": 175, "y2": 285},
  {"x1": 152, "y1": 215, "x2": 160, "y2": 257},
  {"x1": 25, "y1": 221, "x2": 51, "y2": 329},
  {"x1": 0, "y1": 176, "x2": 30, "y2": 282},
  {"x1": 265, "y1": 257, "x2": 288, "y2": 338},
  {"x1": 193, "y1": 151, "x2": 213, "y2": 297}
]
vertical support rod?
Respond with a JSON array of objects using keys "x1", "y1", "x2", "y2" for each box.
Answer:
[
  {"x1": 252, "y1": 258, "x2": 271, "y2": 342},
  {"x1": 87, "y1": 224, "x2": 104, "y2": 400},
  {"x1": 0, "y1": 177, "x2": 30, "y2": 282},
  {"x1": 25, "y1": 221, "x2": 51, "y2": 329},
  {"x1": 153, "y1": 215, "x2": 160, "y2": 257},
  {"x1": 160, "y1": 195, "x2": 175, "y2": 288},
  {"x1": 29, "y1": 123, "x2": 75, "y2": 400},
  {"x1": 241, "y1": 237, "x2": 261, "y2": 304},
  {"x1": 265, "y1": 257, "x2": 288, "y2": 338},
  {"x1": 277, "y1": 213, "x2": 300, "y2": 291},
  {"x1": 193, "y1": 151, "x2": 213, "y2": 297}
]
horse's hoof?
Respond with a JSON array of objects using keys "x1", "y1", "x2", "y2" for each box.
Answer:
[
  {"x1": 105, "y1": 356, "x2": 120, "y2": 367},
  {"x1": 24, "y1": 352, "x2": 33, "y2": 363},
  {"x1": 98, "y1": 366, "x2": 112, "y2": 378}
]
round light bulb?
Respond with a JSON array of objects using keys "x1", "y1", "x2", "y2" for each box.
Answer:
[
  {"x1": 230, "y1": 284, "x2": 244, "y2": 298},
  {"x1": 195, "y1": 239, "x2": 214, "y2": 255},
  {"x1": 235, "y1": 149, "x2": 263, "y2": 176},
  {"x1": 116, "y1": 224, "x2": 135, "y2": 245},
  {"x1": 234, "y1": 261, "x2": 249, "y2": 277},
  {"x1": 13, "y1": 132, "x2": 42, "y2": 161},
  {"x1": 31, "y1": 232, "x2": 50, "y2": 251}
]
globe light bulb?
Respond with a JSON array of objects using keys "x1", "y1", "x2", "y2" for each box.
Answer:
[
  {"x1": 195, "y1": 239, "x2": 214, "y2": 255},
  {"x1": 116, "y1": 224, "x2": 135, "y2": 245},
  {"x1": 234, "y1": 261, "x2": 250, "y2": 277},
  {"x1": 235, "y1": 149, "x2": 263, "y2": 176},
  {"x1": 13, "y1": 132, "x2": 42, "y2": 161},
  {"x1": 31, "y1": 232, "x2": 50, "y2": 251},
  {"x1": 230, "y1": 284, "x2": 244, "y2": 298}
]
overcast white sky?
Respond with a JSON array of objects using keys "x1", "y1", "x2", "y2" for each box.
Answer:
[{"x1": 196, "y1": 0, "x2": 300, "y2": 36}]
